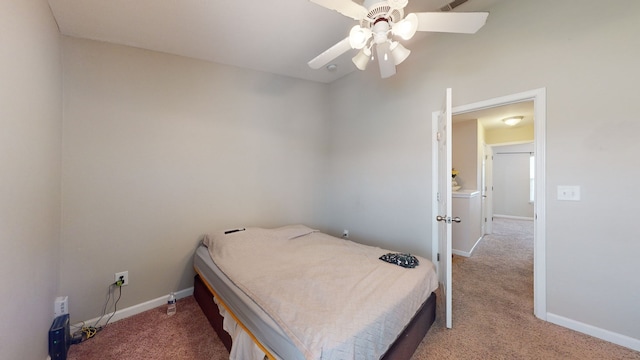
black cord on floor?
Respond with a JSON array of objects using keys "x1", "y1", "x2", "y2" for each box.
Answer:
[{"x1": 71, "y1": 281, "x2": 123, "y2": 344}]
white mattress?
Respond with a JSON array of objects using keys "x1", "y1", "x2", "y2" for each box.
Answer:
[
  {"x1": 196, "y1": 225, "x2": 439, "y2": 360},
  {"x1": 194, "y1": 245, "x2": 304, "y2": 360}
]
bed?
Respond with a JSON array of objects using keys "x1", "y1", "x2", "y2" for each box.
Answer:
[{"x1": 193, "y1": 225, "x2": 438, "y2": 360}]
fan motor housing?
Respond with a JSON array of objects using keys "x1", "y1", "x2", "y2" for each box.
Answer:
[{"x1": 361, "y1": 1, "x2": 404, "y2": 28}]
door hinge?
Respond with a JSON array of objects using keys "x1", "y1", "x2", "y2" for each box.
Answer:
[
  {"x1": 437, "y1": 253, "x2": 440, "y2": 261},
  {"x1": 437, "y1": 192, "x2": 441, "y2": 202}
]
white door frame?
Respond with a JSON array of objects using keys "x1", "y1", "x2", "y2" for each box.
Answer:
[{"x1": 446, "y1": 88, "x2": 547, "y2": 319}]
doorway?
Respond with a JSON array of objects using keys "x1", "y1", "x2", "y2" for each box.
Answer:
[{"x1": 450, "y1": 88, "x2": 546, "y2": 320}]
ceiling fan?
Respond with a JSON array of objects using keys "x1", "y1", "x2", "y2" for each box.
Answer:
[{"x1": 307, "y1": 0, "x2": 489, "y2": 78}]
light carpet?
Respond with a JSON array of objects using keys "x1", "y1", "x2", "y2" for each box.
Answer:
[
  {"x1": 67, "y1": 218, "x2": 640, "y2": 359},
  {"x1": 413, "y1": 218, "x2": 639, "y2": 359},
  {"x1": 66, "y1": 296, "x2": 226, "y2": 359}
]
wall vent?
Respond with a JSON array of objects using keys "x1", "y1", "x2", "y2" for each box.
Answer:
[{"x1": 440, "y1": 0, "x2": 469, "y2": 12}]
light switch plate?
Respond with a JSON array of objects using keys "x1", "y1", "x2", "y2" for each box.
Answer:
[{"x1": 557, "y1": 185, "x2": 580, "y2": 201}]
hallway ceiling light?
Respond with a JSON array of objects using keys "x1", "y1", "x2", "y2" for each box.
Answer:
[{"x1": 502, "y1": 116, "x2": 523, "y2": 126}]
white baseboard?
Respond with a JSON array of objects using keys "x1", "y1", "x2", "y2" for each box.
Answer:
[
  {"x1": 73, "y1": 287, "x2": 193, "y2": 329},
  {"x1": 547, "y1": 313, "x2": 640, "y2": 352},
  {"x1": 452, "y1": 249, "x2": 471, "y2": 257},
  {"x1": 452, "y1": 236, "x2": 484, "y2": 258},
  {"x1": 494, "y1": 214, "x2": 534, "y2": 221}
]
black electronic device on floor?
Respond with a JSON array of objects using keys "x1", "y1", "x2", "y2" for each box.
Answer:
[{"x1": 49, "y1": 314, "x2": 70, "y2": 360}]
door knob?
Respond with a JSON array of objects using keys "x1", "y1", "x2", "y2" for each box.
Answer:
[{"x1": 436, "y1": 216, "x2": 461, "y2": 223}]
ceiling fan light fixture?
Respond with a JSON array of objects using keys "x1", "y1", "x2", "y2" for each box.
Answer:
[
  {"x1": 352, "y1": 48, "x2": 371, "y2": 71},
  {"x1": 372, "y1": 21, "x2": 391, "y2": 44},
  {"x1": 349, "y1": 25, "x2": 372, "y2": 49},
  {"x1": 392, "y1": 13, "x2": 418, "y2": 40},
  {"x1": 390, "y1": 41, "x2": 411, "y2": 65},
  {"x1": 502, "y1": 116, "x2": 523, "y2": 126},
  {"x1": 308, "y1": 0, "x2": 489, "y2": 79}
]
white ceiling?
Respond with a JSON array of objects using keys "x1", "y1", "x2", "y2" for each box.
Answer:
[{"x1": 47, "y1": 0, "x2": 499, "y2": 83}]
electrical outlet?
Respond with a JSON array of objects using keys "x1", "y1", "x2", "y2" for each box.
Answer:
[
  {"x1": 54, "y1": 296, "x2": 68, "y2": 317},
  {"x1": 115, "y1": 271, "x2": 129, "y2": 286}
]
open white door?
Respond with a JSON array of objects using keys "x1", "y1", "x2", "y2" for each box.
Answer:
[{"x1": 432, "y1": 88, "x2": 453, "y2": 328}]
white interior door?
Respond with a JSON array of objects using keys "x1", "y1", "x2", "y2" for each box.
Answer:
[{"x1": 433, "y1": 88, "x2": 453, "y2": 328}]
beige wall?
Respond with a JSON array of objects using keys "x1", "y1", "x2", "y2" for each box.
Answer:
[
  {"x1": 485, "y1": 123, "x2": 534, "y2": 144},
  {"x1": 0, "y1": 1, "x2": 62, "y2": 358},
  {"x1": 60, "y1": 38, "x2": 329, "y2": 322},
  {"x1": 323, "y1": 0, "x2": 640, "y2": 343},
  {"x1": 452, "y1": 120, "x2": 479, "y2": 190},
  {"x1": 477, "y1": 121, "x2": 486, "y2": 194}
]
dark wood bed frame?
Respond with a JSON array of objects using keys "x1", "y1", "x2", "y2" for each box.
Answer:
[{"x1": 194, "y1": 274, "x2": 436, "y2": 360}]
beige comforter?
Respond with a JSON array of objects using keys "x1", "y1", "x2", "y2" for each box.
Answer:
[{"x1": 204, "y1": 225, "x2": 438, "y2": 360}]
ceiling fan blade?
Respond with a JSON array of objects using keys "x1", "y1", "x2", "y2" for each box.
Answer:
[
  {"x1": 308, "y1": 37, "x2": 352, "y2": 69},
  {"x1": 414, "y1": 12, "x2": 488, "y2": 34},
  {"x1": 376, "y1": 42, "x2": 396, "y2": 79},
  {"x1": 309, "y1": 0, "x2": 368, "y2": 20}
]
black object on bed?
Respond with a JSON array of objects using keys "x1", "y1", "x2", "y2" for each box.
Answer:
[{"x1": 379, "y1": 252, "x2": 420, "y2": 268}]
